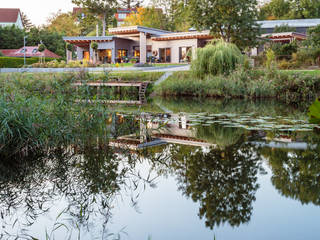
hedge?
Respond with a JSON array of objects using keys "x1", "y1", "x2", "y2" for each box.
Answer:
[{"x1": 0, "y1": 57, "x2": 59, "y2": 68}]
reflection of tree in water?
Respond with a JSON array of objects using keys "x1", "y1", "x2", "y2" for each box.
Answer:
[
  {"x1": 260, "y1": 138, "x2": 320, "y2": 205},
  {"x1": 0, "y1": 146, "x2": 156, "y2": 238},
  {"x1": 195, "y1": 124, "x2": 246, "y2": 149},
  {"x1": 167, "y1": 137, "x2": 261, "y2": 229}
]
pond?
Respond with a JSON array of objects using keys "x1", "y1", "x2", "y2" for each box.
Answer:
[{"x1": 1, "y1": 98, "x2": 320, "y2": 240}]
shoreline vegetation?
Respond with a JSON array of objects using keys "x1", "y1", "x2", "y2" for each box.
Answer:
[{"x1": 154, "y1": 69, "x2": 320, "y2": 104}]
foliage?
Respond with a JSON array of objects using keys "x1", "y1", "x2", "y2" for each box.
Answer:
[
  {"x1": 38, "y1": 44, "x2": 46, "y2": 52},
  {"x1": 306, "y1": 24, "x2": 320, "y2": 48},
  {"x1": 155, "y1": 69, "x2": 320, "y2": 103},
  {"x1": 120, "y1": 0, "x2": 142, "y2": 8},
  {"x1": 0, "y1": 57, "x2": 58, "y2": 68},
  {"x1": 191, "y1": 40, "x2": 244, "y2": 78},
  {"x1": 308, "y1": 98, "x2": 320, "y2": 124},
  {"x1": 273, "y1": 24, "x2": 296, "y2": 33},
  {"x1": 259, "y1": 0, "x2": 320, "y2": 20},
  {"x1": 46, "y1": 10, "x2": 81, "y2": 36},
  {"x1": 266, "y1": 48, "x2": 276, "y2": 70},
  {"x1": 27, "y1": 27, "x2": 66, "y2": 57},
  {"x1": 66, "y1": 43, "x2": 74, "y2": 52},
  {"x1": 0, "y1": 25, "x2": 25, "y2": 49},
  {"x1": 21, "y1": 12, "x2": 34, "y2": 31},
  {"x1": 269, "y1": 41, "x2": 298, "y2": 56},
  {"x1": 90, "y1": 41, "x2": 99, "y2": 51},
  {"x1": 189, "y1": 0, "x2": 260, "y2": 49},
  {"x1": 123, "y1": 7, "x2": 167, "y2": 30},
  {"x1": 72, "y1": 0, "x2": 118, "y2": 36}
]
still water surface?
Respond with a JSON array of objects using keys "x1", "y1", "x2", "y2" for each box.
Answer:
[{"x1": 1, "y1": 98, "x2": 320, "y2": 240}]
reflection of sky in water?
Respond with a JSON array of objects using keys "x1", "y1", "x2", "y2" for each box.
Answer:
[{"x1": 2, "y1": 154, "x2": 320, "y2": 240}]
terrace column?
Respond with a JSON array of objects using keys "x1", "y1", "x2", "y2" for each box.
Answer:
[
  {"x1": 76, "y1": 46, "x2": 83, "y2": 60},
  {"x1": 89, "y1": 42, "x2": 94, "y2": 62},
  {"x1": 66, "y1": 49, "x2": 72, "y2": 63},
  {"x1": 140, "y1": 32, "x2": 147, "y2": 64}
]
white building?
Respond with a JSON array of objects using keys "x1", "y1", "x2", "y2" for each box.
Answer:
[{"x1": 0, "y1": 8, "x2": 24, "y2": 29}]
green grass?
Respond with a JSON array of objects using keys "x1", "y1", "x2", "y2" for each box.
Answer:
[{"x1": 281, "y1": 70, "x2": 320, "y2": 76}]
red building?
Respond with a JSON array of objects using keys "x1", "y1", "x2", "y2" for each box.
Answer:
[{"x1": 0, "y1": 46, "x2": 61, "y2": 58}]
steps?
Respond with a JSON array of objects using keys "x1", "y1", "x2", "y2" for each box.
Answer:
[{"x1": 139, "y1": 82, "x2": 149, "y2": 103}]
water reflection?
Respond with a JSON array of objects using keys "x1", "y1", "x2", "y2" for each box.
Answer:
[{"x1": 1, "y1": 103, "x2": 320, "y2": 239}]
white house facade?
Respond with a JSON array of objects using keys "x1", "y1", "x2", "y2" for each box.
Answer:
[{"x1": 0, "y1": 8, "x2": 24, "y2": 29}]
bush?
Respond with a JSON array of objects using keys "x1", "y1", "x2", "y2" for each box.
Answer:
[
  {"x1": 0, "y1": 57, "x2": 58, "y2": 68},
  {"x1": 191, "y1": 40, "x2": 244, "y2": 78}
]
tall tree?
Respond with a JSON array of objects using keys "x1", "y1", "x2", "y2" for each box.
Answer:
[
  {"x1": 119, "y1": 0, "x2": 142, "y2": 8},
  {"x1": 72, "y1": 0, "x2": 118, "y2": 36},
  {"x1": 21, "y1": 12, "x2": 34, "y2": 31},
  {"x1": 0, "y1": 25, "x2": 25, "y2": 49},
  {"x1": 123, "y1": 7, "x2": 167, "y2": 29},
  {"x1": 189, "y1": 0, "x2": 260, "y2": 49},
  {"x1": 46, "y1": 11, "x2": 81, "y2": 36}
]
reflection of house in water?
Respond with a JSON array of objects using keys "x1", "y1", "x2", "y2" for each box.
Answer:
[
  {"x1": 109, "y1": 113, "x2": 215, "y2": 150},
  {"x1": 108, "y1": 113, "x2": 317, "y2": 151}
]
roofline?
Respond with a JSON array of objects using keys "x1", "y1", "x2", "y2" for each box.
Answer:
[
  {"x1": 63, "y1": 36, "x2": 114, "y2": 41},
  {"x1": 108, "y1": 25, "x2": 172, "y2": 36},
  {"x1": 0, "y1": 8, "x2": 21, "y2": 23}
]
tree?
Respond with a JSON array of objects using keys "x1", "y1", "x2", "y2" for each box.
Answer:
[
  {"x1": 46, "y1": 11, "x2": 81, "y2": 36},
  {"x1": 119, "y1": 0, "x2": 142, "y2": 8},
  {"x1": 189, "y1": 0, "x2": 260, "y2": 49},
  {"x1": 0, "y1": 25, "x2": 25, "y2": 49},
  {"x1": 151, "y1": 0, "x2": 192, "y2": 31},
  {"x1": 21, "y1": 12, "x2": 34, "y2": 31},
  {"x1": 123, "y1": 7, "x2": 167, "y2": 30},
  {"x1": 306, "y1": 24, "x2": 320, "y2": 47},
  {"x1": 258, "y1": 0, "x2": 290, "y2": 20},
  {"x1": 72, "y1": 0, "x2": 118, "y2": 36},
  {"x1": 273, "y1": 24, "x2": 296, "y2": 33},
  {"x1": 27, "y1": 27, "x2": 66, "y2": 57},
  {"x1": 288, "y1": 0, "x2": 320, "y2": 19}
]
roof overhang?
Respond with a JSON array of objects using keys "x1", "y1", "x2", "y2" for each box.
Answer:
[
  {"x1": 151, "y1": 31, "x2": 213, "y2": 41},
  {"x1": 108, "y1": 26, "x2": 171, "y2": 36},
  {"x1": 63, "y1": 36, "x2": 115, "y2": 47},
  {"x1": 261, "y1": 32, "x2": 307, "y2": 41}
]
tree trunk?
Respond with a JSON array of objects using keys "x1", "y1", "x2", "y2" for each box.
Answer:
[
  {"x1": 102, "y1": 13, "x2": 106, "y2": 36},
  {"x1": 96, "y1": 23, "x2": 99, "y2": 37}
]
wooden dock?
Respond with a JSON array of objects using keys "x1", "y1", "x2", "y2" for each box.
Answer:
[{"x1": 72, "y1": 81, "x2": 150, "y2": 105}]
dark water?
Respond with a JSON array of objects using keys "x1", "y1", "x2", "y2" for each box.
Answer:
[{"x1": 1, "y1": 98, "x2": 320, "y2": 240}]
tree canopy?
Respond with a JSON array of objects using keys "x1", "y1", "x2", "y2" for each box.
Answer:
[
  {"x1": 259, "y1": 0, "x2": 320, "y2": 20},
  {"x1": 123, "y1": 7, "x2": 167, "y2": 30},
  {"x1": 46, "y1": 11, "x2": 81, "y2": 36},
  {"x1": 189, "y1": 0, "x2": 260, "y2": 49},
  {"x1": 72, "y1": 0, "x2": 118, "y2": 36}
]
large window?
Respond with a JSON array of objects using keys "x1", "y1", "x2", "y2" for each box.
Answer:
[
  {"x1": 179, "y1": 47, "x2": 192, "y2": 62},
  {"x1": 159, "y1": 48, "x2": 171, "y2": 63},
  {"x1": 117, "y1": 49, "x2": 128, "y2": 58},
  {"x1": 118, "y1": 13, "x2": 127, "y2": 19}
]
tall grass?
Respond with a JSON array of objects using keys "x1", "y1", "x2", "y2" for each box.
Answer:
[
  {"x1": 154, "y1": 69, "x2": 320, "y2": 103},
  {"x1": 192, "y1": 40, "x2": 244, "y2": 78}
]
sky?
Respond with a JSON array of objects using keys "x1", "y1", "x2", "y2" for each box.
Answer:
[
  {"x1": 2, "y1": 0, "x2": 77, "y2": 26},
  {"x1": 2, "y1": 0, "x2": 266, "y2": 26}
]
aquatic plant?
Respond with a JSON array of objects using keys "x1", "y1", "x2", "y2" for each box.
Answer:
[
  {"x1": 191, "y1": 39, "x2": 244, "y2": 78},
  {"x1": 308, "y1": 98, "x2": 320, "y2": 124}
]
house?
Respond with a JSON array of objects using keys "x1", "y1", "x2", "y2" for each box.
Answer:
[
  {"x1": 0, "y1": 8, "x2": 24, "y2": 29},
  {"x1": 63, "y1": 25, "x2": 213, "y2": 64},
  {"x1": 0, "y1": 46, "x2": 61, "y2": 58},
  {"x1": 258, "y1": 19, "x2": 320, "y2": 34}
]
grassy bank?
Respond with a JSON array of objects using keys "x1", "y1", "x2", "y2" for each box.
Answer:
[{"x1": 154, "y1": 69, "x2": 320, "y2": 103}]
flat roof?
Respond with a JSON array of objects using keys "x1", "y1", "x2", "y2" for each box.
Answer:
[
  {"x1": 152, "y1": 30, "x2": 212, "y2": 41},
  {"x1": 258, "y1": 19, "x2": 320, "y2": 28},
  {"x1": 109, "y1": 25, "x2": 172, "y2": 36},
  {"x1": 63, "y1": 36, "x2": 114, "y2": 41}
]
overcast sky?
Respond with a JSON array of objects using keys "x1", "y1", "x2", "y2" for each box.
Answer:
[{"x1": 2, "y1": 0, "x2": 77, "y2": 26}]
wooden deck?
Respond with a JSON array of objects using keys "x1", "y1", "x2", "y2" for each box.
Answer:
[{"x1": 72, "y1": 81, "x2": 150, "y2": 105}]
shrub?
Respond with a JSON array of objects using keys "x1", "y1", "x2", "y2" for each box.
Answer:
[
  {"x1": 66, "y1": 43, "x2": 73, "y2": 52},
  {"x1": 266, "y1": 49, "x2": 276, "y2": 70},
  {"x1": 90, "y1": 42, "x2": 98, "y2": 51},
  {"x1": 38, "y1": 44, "x2": 46, "y2": 52},
  {"x1": 191, "y1": 40, "x2": 244, "y2": 78},
  {"x1": 0, "y1": 57, "x2": 58, "y2": 68}
]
